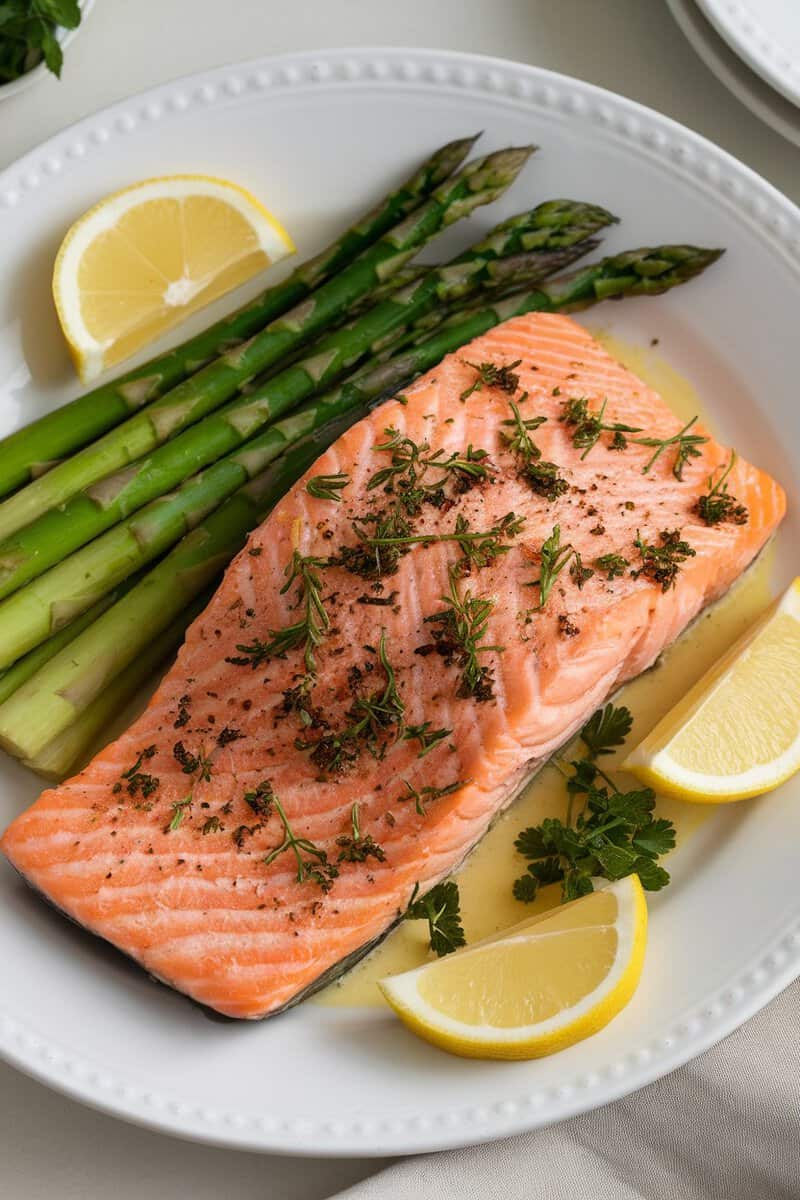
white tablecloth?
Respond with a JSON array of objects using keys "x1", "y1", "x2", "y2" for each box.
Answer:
[{"x1": 1, "y1": 2, "x2": 798, "y2": 1197}]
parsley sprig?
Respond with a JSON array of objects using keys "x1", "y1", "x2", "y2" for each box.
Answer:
[
  {"x1": 631, "y1": 416, "x2": 709, "y2": 480},
  {"x1": 513, "y1": 704, "x2": 675, "y2": 903},
  {"x1": 405, "y1": 881, "x2": 466, "y2": 956}
]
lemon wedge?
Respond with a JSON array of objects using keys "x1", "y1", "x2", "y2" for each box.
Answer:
[
  {"x1": 52, "y1": 175, "x2": 294, "y2": 381},
  {"x1": 379, "y1": 876, "x2": 646, "y2": 1060},
  {"x1": 624, "y1": 577, "x2": 800, "y2": 803}
]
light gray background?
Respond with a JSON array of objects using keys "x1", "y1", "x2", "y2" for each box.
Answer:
[{"x1": 0, "y1": 2, "x2": 797, "y2": 1198}]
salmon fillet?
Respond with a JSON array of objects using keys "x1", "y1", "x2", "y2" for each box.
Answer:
[{"x1": 1, "y1": 314, "x2": 786, "y2": 1019}]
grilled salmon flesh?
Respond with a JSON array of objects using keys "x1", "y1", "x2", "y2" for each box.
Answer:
[{"x1": 1, "y1": 313, "x2": 786, "y2": 1018}]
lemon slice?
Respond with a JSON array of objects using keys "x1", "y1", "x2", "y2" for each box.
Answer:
[
  {"x1": 379, "y1": 876, "x2": 646, "y2": 1060},
  {"x1": 52, "y1": 175, "x2": 294, "y2": 381},
  {"x1": 624, "y1": 577, "x2": 800, "y2": 803}
]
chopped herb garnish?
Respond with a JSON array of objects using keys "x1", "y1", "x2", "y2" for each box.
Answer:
[
  {"x1": 172, "y1": 741, "x2": 213, "y2": 782},
  {"x1": 397, "y1": 778, "x2": 468, "y2": 816},
  {"x1": 460, "y1": 358, "x2": 521, "y2": 402},
  {"x1": 264, "y1": 791, "x2": 338, "y2": 892},
  {"x1": 695, "y1": 451, "x2": 749, "y2": 526},
  {"x1": 529, "y1": 524, "x2": 574, "y2": 609},
  {"x1": 633, "y1": 528, "x2": 696, "y2": 591},
  {"x1": 367, "y1": 427, "x2": 492, "y2": 514},
  {"x1": 113, "y1": 744, "x2": 159, "y2": 799},
  {"x1": 336, "y1": 803, "x2": 387, "y2": 864},
  {"x1": 167, "y1": 795, "x2": 192, "y2": 833},
  {"x1": 500, "y1": 399, "x2": 546, "y2": 460},
  {"x1": 244, "y1": 779, "x2": 275, "y2": 817},
  {"x1": 405, "y1": 881, "x2": 466, "y2": 956},
  {"x1": 423, "y1": 567, "x2": 501, "y2": 701},
  {"x1": 404, "y1": 722, "x2": 453, "y2": 757},
  {"x1": 301, "y1": 631, "x2": 405, "y2": 772},
  {"x1": 569, "y1": 551, "x2": 594, "y2": 590},
  {"x1": 595, "y1": 552, "x2": 630, "y2": 580},
  {"x1": 522, "y1": 458, "x2": 569, "y2": 501},
  {"x1": 631, "y1": 416, "x2": 709, "y2": 480},
  {"x1": 306, "y1": 472, "x2": 350, "y2": 502},
  {"x1": 560, "y1": 396, "x2": 642, "y2": 460},
  {"x1": 201, "y1": 815, "x2": 221, "y2": 835},
  {"x1": 227, "y1": 549, "x2": 330, "y2": 674}
]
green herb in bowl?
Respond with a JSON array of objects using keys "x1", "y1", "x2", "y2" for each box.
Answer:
[{"x1": 0, "y1": 0, "x2": 82, "y2": 84}]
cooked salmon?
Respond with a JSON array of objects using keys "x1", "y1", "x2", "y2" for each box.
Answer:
[{"x1": 1, "y1": 314, "x2": 786, "y2": 1019}]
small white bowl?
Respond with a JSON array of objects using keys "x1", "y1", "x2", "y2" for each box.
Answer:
[{"x1": 0, "y1": 0, "x2": 95, "y2": 102}]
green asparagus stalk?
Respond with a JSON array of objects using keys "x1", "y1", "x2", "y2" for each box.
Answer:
[
  {"x1": 24, "y1": 597, "x2": 210, "y2": 782},
  {"x1": 0, "y1": 136, "x2": 479, "y2": 501},
  {"x1": 0, "y1": 242, "x2": 581, "y2": 662},
  {"x1": 0, "y1": 243, "x2": 723, "y2": 758},
  {"x1": 0, "y1": 146, "x2": 532, "y2": 543},
  {"x1": 0, "y1": 229, "x2": 587, "y2": 606},
  {"x1": 0, "y1": 572, "x2": 144, "y2": 706},
  {"x1": 0, "y1": 416, "x2": 364, "y2": 761}
]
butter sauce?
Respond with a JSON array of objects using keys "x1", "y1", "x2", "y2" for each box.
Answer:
[{"x1": 318, "y1": 336, "x2": 776, "y2": 1007}]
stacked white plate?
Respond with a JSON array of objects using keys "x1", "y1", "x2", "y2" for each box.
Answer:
[{"x1": 666, "y1": 0, "x2": 800, "y2": 146}]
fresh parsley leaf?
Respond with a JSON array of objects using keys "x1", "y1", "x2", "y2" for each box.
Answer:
[
  {"x1": 580, "y1": 703, "x2": 633, "y2": 758},
  {"x1": 405, "y1": 881, "x2": 466, "y2": 956}
]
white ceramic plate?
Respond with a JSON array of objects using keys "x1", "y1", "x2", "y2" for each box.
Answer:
[
  {"x1": 695, "y1": 0, "x2": 800, "y2": 109},
  {"x1": 1, "y1": 47, "x2": 799, "y2": 1158},
  {"x1": 0, "y1": 0, "x2": 95, "y2": 103},
  {"x1": 666, "y1": 0, "x2": 800, "y2": 147}
]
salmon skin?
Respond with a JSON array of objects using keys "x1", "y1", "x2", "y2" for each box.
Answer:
[{"x1": 1, "y1": 314, "x2": 786, "y2": 1019}]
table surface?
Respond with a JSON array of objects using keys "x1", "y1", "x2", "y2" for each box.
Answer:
[{"x1": 1, "y1": 2, "x2": 797, "y2": 1197}]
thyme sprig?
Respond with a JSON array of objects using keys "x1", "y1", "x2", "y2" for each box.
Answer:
[
  {"x1": 560, "y1": 396, "x2": 642, "y2": 460},
  {"x1": 459, "y1": 358, "x2": 521, "y2": 402},
  {"x1": 227, "y1": 549, "x2": 330, "y2": 674},
  {"x1": 631, "y1": 415, "x2": 709, "y2": 480},
  {"x1": 695, "y1": 451, "x2": 748, "y2": 526},
  {"x1": 423, "y1": 567, "x2": 502, "y2": 701},
  {"x1": 301, "y1": 632, "x2": 405, "y2": 773},
  {"x1": 306, "y1": 472, "x2": 350, "y2": 502},
  {"x1": 529, "y1": 524, "x2": 575, "y2": 609},
  {"x1": 398, "y1": 779, "x2": 468, "y2": 816},
  {"x1": 368, "y1": 427, "x2": 492, "y2": 514},
  {"x1": 633, "y1": 528, "x2": 696, "y2": 591},
  {"x1": 500, "y1": 400, "x2": 546, "y2": 460},
  {"x1": 264, "y1": 792, "x2": 338, "y2": 892},
  {"x1": 342, "y1": 511, "x2": 525, "y2": 579}
]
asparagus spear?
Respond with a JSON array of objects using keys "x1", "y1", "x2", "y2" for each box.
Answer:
[
  {"x1": 0, "y1": 227, "x2": 590, "y2": 603},
  {"x1": 0, "y1": 145, "x2": 532, "y2": 544},
  {"x1": 0, "y1": 242, "x2": 582, "y2": 661},
  {"x1": 0, "y1": 573, "x2": 143, "y2": 706},
  {"x1": 0, "y1": 244, "x2": 723, "y2": 757},
  {"x1": 24, "y1": 597, "x2": 210, "y2": 782},
  {"x1": 0, "y1": 136, "x2": 479, "y2": 501}
]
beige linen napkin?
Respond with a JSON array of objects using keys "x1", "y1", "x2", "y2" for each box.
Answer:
[{"x1": 331, "y1": 980, "x2": 800, "y2": 1200}]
